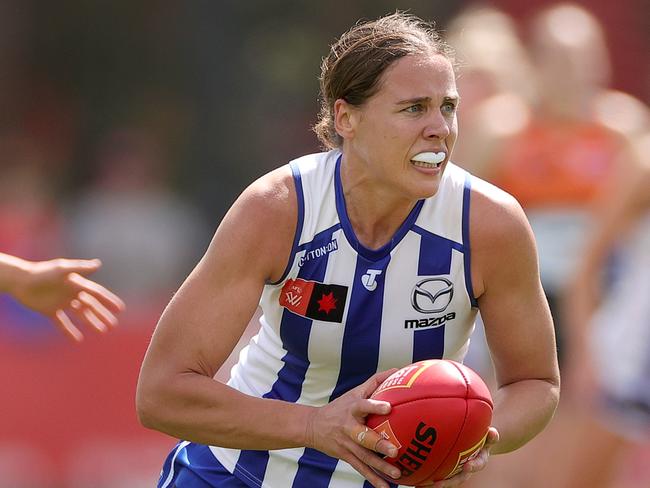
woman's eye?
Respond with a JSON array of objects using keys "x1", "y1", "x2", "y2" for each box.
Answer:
[
  {"x1": 404, "y1": 104, "x2": 423, "y2": 114},
  {"x1": 442, "y1": 102, "x2": 457, "y2": 114}
]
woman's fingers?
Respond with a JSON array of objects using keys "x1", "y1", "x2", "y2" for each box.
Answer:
[
  {"x1": 53, "y1": 309, "x2": 84, "y2": 342},
  {"x1": 422, "y1": 428, "x2": 499, "y2": 487},
  {"x1": 348, "y1": 423, "x2": 397, "y2": 458},
  {"x1": 360, "y1": 368, "x2": 398, "y2": 397},
  {"x1": 484, "y1": 427, "x2": 499, "y2": 445},
  {"x1": 424, "y1": 470, "x2": 472, "y2": 488},
  {"x1": 343, "y1": 435, "x2": 401, "y2": 488},
  {"x1": 345, "y1": 421, "x2": 401, "y2": 485},
  {"x1": 307, "y1": 369, "x2": 407, "y2": 487},
  {"x1": 54, "y1": 258, "x2": 102, "y2": 274},
  {"x1": 77, "y1": 291, "x2": 119, "y2": 329},
  {"x1": 70, "y1": 299, "x2": 108, "y2": 333},
  {"x1": 343, "y1": 453, "x2": 393, "y2": 488},
  {"x1": 354, "y1": 397, "x2": 391, "y2": 417},
  {"x1": 461, "y1": 427, "x2": 498, "y2": 472},
  {"x1": 349, "y1": 424, "x2": 382, "y2": 451},
  {"x1": 67, "y1": 273, "x2": 125, "y2": 313}
]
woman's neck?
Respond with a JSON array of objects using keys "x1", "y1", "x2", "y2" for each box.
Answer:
[{"x1": 339, "y1": 158, "x2": 417, "y2": 250}]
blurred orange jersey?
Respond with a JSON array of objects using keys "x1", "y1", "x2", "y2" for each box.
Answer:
[{"x1": 491, "y1": 120, "x2": 622, "y2": 208}]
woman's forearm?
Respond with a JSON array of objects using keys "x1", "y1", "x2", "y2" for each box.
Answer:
[
  {"x1": 490, "y1": 378, "x2": 560, "y2": 454},
  {"x1": 0, "y1": 252, "x2": 28, "y2": 294},
  {"x1": 136, "y1": 370, "x2": 316, "y2": 450}
]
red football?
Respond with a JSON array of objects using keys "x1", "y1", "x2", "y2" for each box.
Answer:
[{"x1": 366, "y1": 359, "x2": 493, "y2": 486}]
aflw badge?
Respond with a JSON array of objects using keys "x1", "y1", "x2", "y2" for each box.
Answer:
[{"x1": 279, "y1": 278, "x2": 348, "y2": 323}]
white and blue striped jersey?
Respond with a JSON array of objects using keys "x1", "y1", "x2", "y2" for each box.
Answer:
[{"x1": 184, "y1": 150, "x2": 478, "y2": 487}]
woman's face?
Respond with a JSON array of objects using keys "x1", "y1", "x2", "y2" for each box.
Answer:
[{"x1": 339, "y1": 53, "x2": 459, "y2": 200}]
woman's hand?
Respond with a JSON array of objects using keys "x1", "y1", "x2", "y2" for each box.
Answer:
[
  {"x1": 305, "y1": 369, "x2": 401, "y2": 488},
  {"x1": 417, "y1": 427, "x2": 499, "y2": 487},
  {"x1": 9, "y1": 257, "x2": 125, "y2": 341}
]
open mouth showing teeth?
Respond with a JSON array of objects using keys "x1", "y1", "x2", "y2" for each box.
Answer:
[{"x1": 410, "y1": 151, "x2": 446, "y2": 168}]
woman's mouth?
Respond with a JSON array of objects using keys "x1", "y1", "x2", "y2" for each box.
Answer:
[{"x1": 410, "y1": 151, "x2": 446, "y2": 169}]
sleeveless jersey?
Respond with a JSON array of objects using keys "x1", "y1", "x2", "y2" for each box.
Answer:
[{"x1": 176, "y1": 150, "x2": 478, "y2": 488}]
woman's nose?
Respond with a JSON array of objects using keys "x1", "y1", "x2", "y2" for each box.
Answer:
[{"x1": 423, "y1": 110, "x2": 451, "y2": 139}]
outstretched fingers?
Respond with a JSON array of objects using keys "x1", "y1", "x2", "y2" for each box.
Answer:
[
  {"x1": 77, "y1": 291, "x2": 119, "y2": 329},
  {"x1": 70, "y1": 299, "x2": 109, "y2": 333},
  {"x1": 55, "y1": 258, "x2": 102, "y2": 274},
  {"x1": 53, "y1": 309, "x2": 84, "y2": 343},
  {"x1": 50, "y1": 274, "x2": 123, "y2": 341},
  {"x1": 67, "y1": 273, "x2": 125, "y2": 314}
]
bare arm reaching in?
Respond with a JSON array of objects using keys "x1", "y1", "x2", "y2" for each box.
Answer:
[{"x1": 0, "y1": 253, "x2": 125, "y2": 341}]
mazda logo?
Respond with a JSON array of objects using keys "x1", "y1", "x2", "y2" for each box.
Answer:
[{"x1": 411, "y1": 277, "x2": 454, "y2": 313}]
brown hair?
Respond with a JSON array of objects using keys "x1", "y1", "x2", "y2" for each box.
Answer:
[{"x1": 313, "y1": 12, "x2": 455, "y2": 149}]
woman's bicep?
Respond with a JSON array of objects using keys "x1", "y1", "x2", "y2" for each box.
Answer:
[
  {"x1": 471, "y1": 185, "x2": 559, "y2": 387},
  {"x1": 150, "y1": 248, "x2": 267, "y2": 379},
  {"x1": 141, "y1": 168, "x2": 297, "y2": 382}
]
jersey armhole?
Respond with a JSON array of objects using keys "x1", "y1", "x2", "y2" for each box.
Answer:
[
  {"x1": 267, "y1": 162, "x2": 305, "y2": 286},
  {"x1": 462, "y1": 174, "x2": 479, "y2": 308}
]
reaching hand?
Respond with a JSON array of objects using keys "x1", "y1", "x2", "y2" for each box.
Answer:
[{"x1": 7, "y1": 257, "x2": 125, "y2": 342}]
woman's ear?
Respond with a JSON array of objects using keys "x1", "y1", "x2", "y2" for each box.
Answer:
[{"x1": 334, "y1": 98, "x2": 357, "y2": 140}]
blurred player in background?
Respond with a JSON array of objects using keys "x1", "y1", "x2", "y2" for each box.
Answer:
[
  {"x1": 443, "y1": 4, "x2": 539, "y2": 385},
  {"x1": 445, "y1": 4, "x2": 538, "y2": 179},
  {"x1": 511, "y1": 4, "x2": 647, "y2": 365},
  {"x1": 560, "y1": 131, "x2": 650, "y2": 487},
  {"x1": 456, "y1": 4, "x2": 650, "y2": 487},
  {"x1": 464, "y1": 3, "x2": 636, "y2": 368},
  {"x1": 444, "y1": 2, "x2": 649, "y2": 395},
  {"x1": 0, "y1": 253, "x2": 125, "y2": 342},
  {"x1": 136, "y1": 12, "x2": 559, "y2": 488}
]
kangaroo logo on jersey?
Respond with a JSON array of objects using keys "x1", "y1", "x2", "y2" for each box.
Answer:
[
  {"x1": 280, "y1": 278, "x2": 348, "y2": 323},
  {"x1": 361, "y1": 269, "x2": 382, "y2": 291},
  {"x1": 411, "y1": 277, "x2": 454, "y2": 313}
]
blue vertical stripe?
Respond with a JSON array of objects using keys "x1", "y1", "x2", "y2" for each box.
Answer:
[
  {"x1": 462, "y1": 174, "x2": 478, "y2": 307},
  {"x1": 268, "y1": 161, "x2": 306, "y2": 286},
  {"x1": 234, "y1": 226, "x2": 338, "y2": 486},
  {"x1": 159, "y1": 442, "x2": 248, "y2": 488},
  {"x1": 411, "y1": 227, "x2": 455, "y2": 361},
  {"x1": 331, "y1": 254, "x2": 391, "y2": 398},
  {"x1": 292, "y1": 253, "x2": 392, "y2": 487}
]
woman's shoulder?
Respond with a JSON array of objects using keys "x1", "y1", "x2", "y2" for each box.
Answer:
[
  {"x1": 235, "y1": 164, "x2": 297, "y2": 232},
  {"x1": 468, "y1": 175, "x2": 534, "y2": 248},
  {"x1": 248, "y1": 164, "x2": 295, "y2": 202},
  {"x1": 467, "y1": 176, "x2": 540, "y2": 298},
  {"x1": 208, "y1": 164, "x2": 297, "y2": 281},
  {"x1": 237, "y1": 150, "x2": 338, "y2": 239}
]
